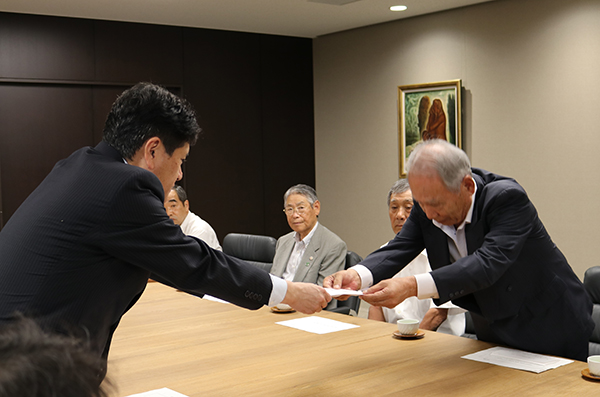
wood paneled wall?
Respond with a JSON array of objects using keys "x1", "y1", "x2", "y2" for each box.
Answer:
[{"x1": 0, "y1": 12, "x2": 315, "y2": 239}]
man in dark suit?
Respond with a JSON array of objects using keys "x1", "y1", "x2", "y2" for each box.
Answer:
[
  {"x1": 0, "y1": 83, "x2": 330, "y2": 378},
  {"x1": 326, "y1": 139, "x2": 593, "y2": 361}
]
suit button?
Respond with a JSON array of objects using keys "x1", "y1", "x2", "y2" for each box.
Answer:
[
  {"x1": 507, "y1": 286, "x2": 513, "y2": 292},
  {"x1": 460, "y1": 290, "x2": 465, "y2": 295},
  {"x1": 449, "y1": 293, "x2": 454, "y2": 298}
]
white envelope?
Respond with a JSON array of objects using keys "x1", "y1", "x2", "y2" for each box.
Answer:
[{"x1": 324, "y1": 288, "x2": 364, "y2": 297}]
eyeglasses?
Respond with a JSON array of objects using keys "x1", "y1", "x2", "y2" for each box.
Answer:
[{"x1": 283, "y1": 205, "x2": 310, "y2": 216}]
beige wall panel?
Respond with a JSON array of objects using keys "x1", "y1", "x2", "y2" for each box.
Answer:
[{"x1": 314, "y1": 0, "x2": 600, "y2": 279}]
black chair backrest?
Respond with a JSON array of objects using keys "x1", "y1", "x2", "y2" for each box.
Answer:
[
  {"x1": 461, "y1": 312, "x2": 477, "y2": 339},
  {"x1": 345, "y1": 251, "x2": 362, "y2": 271},
  {"x1": 222, "y1": 233, "x2": 277, "y2": 273},
  {"x1": 584, "y1": 266, "x2": 600, "y2": 355}
]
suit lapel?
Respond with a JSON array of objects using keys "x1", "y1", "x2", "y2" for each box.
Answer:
[
  {"x1": 272, "y1": 236, "x2": 295, "y2": 277},
  {"x1": 465, "y1": 173, "x2": 485, "y2": 254},
  {"x1": 423, "y1": 222, "x2": 451, "y2": 270}
]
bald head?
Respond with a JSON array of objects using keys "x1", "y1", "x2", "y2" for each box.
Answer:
[
  {"x1": 406, "y1": 139, "x2": 471, "y2": 193},
  {"x1": 406, "y1": 140, "x2": 475, "y2": 226}
]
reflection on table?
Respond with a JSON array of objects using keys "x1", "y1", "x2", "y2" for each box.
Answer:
[{"x1": 105, "y1": 283, "x2": 597, "y2": 396}]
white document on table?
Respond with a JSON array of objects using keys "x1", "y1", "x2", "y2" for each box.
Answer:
[
  {"x1": 276, "y1": 316, "x2": 359, "y2": 334},
  {"x1": 324, "y1": 288, "x2": 364, "y2": 297},
  {"x1": 461, "y1": 346, "x2": 573, "y2": 373},
  {"x1": 126, "y1": 387, "x2": 188, "y2": 397}
]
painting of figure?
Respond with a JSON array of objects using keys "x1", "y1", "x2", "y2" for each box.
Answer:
[
  {"x1": 422, "y1": 99, "x2": 446, "y2": 141},
  {"x1": 398, "y1": 80, "x2": 461, "y2": 176}
]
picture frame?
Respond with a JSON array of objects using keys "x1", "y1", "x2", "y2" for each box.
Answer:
[{"x1": 398, "y1": 79, "x2": 462, "y2": 177}]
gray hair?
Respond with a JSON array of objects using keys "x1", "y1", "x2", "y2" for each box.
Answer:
[
  {"x1": 283, "y1": 184, "x2": 318, "y2": 207},
  {"x1": 170, "y1": 185, "x2": 188, "y2": 203},
  {"x1": 406, "y1": 139, "x2": 471, "y2": 193},
  {"x1": 387, "y1": 179, "x2": 410, "y2": 207}
]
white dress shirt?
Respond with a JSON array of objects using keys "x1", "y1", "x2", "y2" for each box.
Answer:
[
  {"x1": 180, "y1": 211, "x2": 222, "y2": 251},
  {"x1": 282, "y1": 222, "x2": 319, "y2": 281}
]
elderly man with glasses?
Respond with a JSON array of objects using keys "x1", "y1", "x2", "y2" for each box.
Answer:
[{"x1": 270, "y1": 184, "x2": 347, "y2": 287}]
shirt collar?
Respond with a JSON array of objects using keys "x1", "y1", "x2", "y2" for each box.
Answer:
[
  {"x1": 179, "y1": 211, "x2": 191, "y2": 227},
  {"x1": 295, "y1": 221, "x2": 319, "y2": 245}
]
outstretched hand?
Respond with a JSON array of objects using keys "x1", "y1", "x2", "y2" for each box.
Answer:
[
  {"x1": 361, "y1": 276, "x2": 417, "y2": 308},
  {"x1": 323, "y1": 269, "x2": 362, "y2": 301},
  {"x1": 281, "y1": 281, "x2": 331, "y2": 314}
]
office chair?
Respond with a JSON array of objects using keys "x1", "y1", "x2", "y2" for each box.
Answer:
[
  {"x1": 584, "y1": 266, "x2": 600, "y2": 355},
  {"x1": 461, "y1": 312, "x2": 477, "y2": 340},
  {"x1": 327, "y1": 250, "x2": 363, "y2": 316},
  {"x1": 222, "y1": 233, "x2": 277, "y2": 273}
]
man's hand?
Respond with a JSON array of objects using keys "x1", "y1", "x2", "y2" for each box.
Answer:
[
  {"x1": 420, "y1": 308, "x2": 449, "y2": 331},
  {"x1": 323, "y1": 269, "x2": 362, "y2": 301},
  {"x1": 323, "y1": 269, "x2": 361, "y2": 290},
  {"x1": 361, "y1": 276, "x2": 417, "y2": 308},
  {"x1": 281, "y1": 281, "x2": 331, "y2": 314}
]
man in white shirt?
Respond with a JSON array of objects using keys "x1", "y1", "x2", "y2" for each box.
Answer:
[
  {"x1": 270, "y1": 184, "x2": 346, "y2": 287},
  {"x1": 165, "y1": 185, "x2": 222, "y2": 250},
  {"x1": 368, "y1": 179, "x2": 465, "y2": 336}
]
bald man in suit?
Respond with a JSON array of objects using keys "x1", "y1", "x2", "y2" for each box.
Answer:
[{"x1": 327, "y1": 140, "x2": 593, "y2": 361}]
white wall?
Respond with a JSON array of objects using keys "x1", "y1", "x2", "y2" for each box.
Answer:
[{"x1": 313, "y1": 0, "x2": 600, "y2": 279}]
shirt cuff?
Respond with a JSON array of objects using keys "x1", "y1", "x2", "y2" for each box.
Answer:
[
  {"x1": 352, "y1": 264, "x2": 373, "y2": 290},
  {"x1": 268, "y1": 274, "x2": 287, "y2": 306},
  {"x1": 414, "y1": 272, "x2": 439, "y2": 299}
]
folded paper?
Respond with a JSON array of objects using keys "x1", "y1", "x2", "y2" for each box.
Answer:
[{"x1": 324, "y1": 288, "x2": 364, "y2": 297}]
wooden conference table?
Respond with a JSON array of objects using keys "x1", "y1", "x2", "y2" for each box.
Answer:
[{"x1": 105, "y1": 282, "x2": 598, "y2": 396}]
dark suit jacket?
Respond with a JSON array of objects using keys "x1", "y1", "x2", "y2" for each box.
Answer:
[
  {"x1": 360, "y1": 168, "x2": 594, "y2": 360},
  {"x1": 0, "y1": 142, "x2": 273, "y2": 358}
]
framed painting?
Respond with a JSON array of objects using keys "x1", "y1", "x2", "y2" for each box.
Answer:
[{"x1": 398, "y1": 79, "x2": 462, "y2": 177}]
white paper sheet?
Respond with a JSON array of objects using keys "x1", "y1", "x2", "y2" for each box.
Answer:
[
  {"x1": 276, "y1": 316, "x2": 359, "y2": 334},
  {"x1": 126, "y1": 387, "x2": 189, "y2": 397},
  {"x1": 324, "y1": 288, "x2": 364, "y2": 297},
  {"x1": 461, "y1": 346, "x2": 573, "y2": 373}
]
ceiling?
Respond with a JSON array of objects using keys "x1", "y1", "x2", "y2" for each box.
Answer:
[{"x1": 0, "y1": 0, "x2": 497, "y2": 38}]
